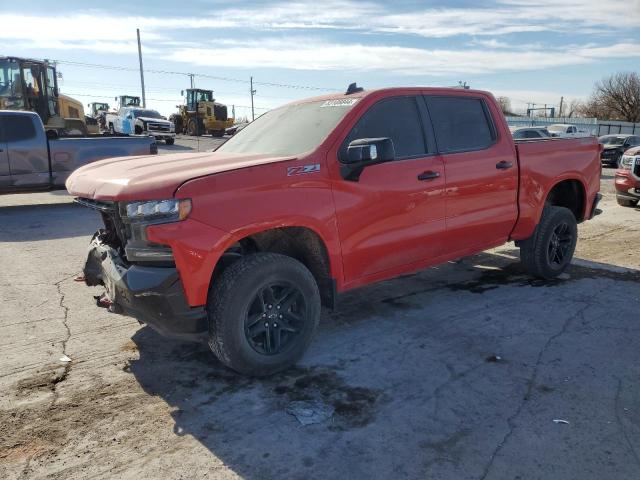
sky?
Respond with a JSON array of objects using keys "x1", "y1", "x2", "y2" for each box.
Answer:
[{"x1": 1, "y1": 0, "x2": 639, "y2": 118}]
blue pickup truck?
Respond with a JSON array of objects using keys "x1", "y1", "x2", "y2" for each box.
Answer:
[{"x1": 0, "y1": 110, "x2": 157, "y2": 193}]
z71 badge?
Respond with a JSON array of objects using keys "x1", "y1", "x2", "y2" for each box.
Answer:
[{"x1": 287, "y1": 164, "x2": 321, "y2": 176}]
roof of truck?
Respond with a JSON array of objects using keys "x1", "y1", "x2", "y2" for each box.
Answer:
[{"x1": 281, "y1": 86, "x2": 492, "y2": 108}]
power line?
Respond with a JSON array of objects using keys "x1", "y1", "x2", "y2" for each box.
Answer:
[{"x1": 55, "y1": 59, "x2": 340, "y2": 91}]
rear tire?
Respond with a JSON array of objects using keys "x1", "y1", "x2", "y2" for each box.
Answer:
[
  {"x1": 617, "y1": 197, "x2": 639, "y2": 207},
  {"x1": 519, "y1": 205, "x2": 577, "y2": 279},
  {"x1": 207, "y1": 253, "x2": 321, "y2": 376}
]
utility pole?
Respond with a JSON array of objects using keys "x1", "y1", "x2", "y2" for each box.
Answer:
[
  {"x1": 558, "y1": 96, "x2": 564, "y2": 118},
  {"x1": 136, "y1": 29, "x2": 146, "y2": 108},
  {"x1": 250, "y1": 76, "x2": 256, "y2": 121}
]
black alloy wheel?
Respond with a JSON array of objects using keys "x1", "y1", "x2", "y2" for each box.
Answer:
[
  {"x1": 547, "y1": 222, "x2": 573, "y2": 267},
  {"x1": 244, "y1": 283, "x2": 306, "y2": 356}
]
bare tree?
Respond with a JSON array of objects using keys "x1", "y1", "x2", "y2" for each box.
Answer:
[
  {"x1": 564, "y1": 99, "x2": 583, "y2": 118},
  {"x1": 585, "y1": 72, "x2": 640, "y2": 122},
  {"x1": 496, "y1": 96, "x2": 512, "y2": 115}
]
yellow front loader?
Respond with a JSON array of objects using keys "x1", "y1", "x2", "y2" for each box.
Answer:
[
  {"x1": 0, "y1": 56, "x2": 97, "y2": 135},
  {"x1": 169, "y1": 88, "x2": 234, "y2": 137}
]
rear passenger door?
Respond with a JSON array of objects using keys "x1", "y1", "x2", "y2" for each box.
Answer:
[
  {"x1": 425, "y1": 95, "x2": 518, "y2": 255},
  {"x1": 332, "y1": 95, "x2": 447, "y2": 282}
]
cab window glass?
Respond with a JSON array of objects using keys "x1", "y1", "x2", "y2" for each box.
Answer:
[
  {"x1": 2, "y1": 115, "x2": 37, "y2": 142},
  {"x1": 425, "y1": 96, "x2": 495, "y2": 153},
  {"x1": 343, "y1": 96, "x2": 427, "y2": 159}
]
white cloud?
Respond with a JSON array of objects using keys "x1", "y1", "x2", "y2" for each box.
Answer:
[
  {"x1": 1, "y1": 0, "x2": 639, "y2": 45},
  {"x1": 162, "y1": 39, "x2": 639, "y2": 76}
]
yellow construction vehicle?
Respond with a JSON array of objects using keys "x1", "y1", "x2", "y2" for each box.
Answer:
[
  {"x1": 0, "y1": 56, "x2": 96, "y2": 135},
  {"x1": 169, "y1": 88, "x2": 234, "y2": 137}
]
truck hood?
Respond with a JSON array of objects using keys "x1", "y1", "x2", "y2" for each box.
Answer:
[
  {"x1": 137, "y1": 116, "x2": 171, "y2": 124},
  {"x1": 66, "y1": 151, "x2": 294, "y2": 201}
]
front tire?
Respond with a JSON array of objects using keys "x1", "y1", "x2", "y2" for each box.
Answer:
[
  {"x1": 208, "y1": 253, "x2": 321, "y2": 376},
  {"x1": 519, "y1": 205, "x2": 577, "y2": 279},
  {"x1": 165, "y1": 137, "x2": 175, "y2": 145}
]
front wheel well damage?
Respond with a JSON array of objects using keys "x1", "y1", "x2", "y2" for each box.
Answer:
[
  {"x1": 545, "y1": 179, "x2": 586, "y2": 222},
  {"x1": 210, "y1": 227, "x2": 335, "y2": 308}
]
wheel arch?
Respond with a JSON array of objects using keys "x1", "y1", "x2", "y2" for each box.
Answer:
[
  {"x1": 544, "y1": 177, "x2": 587, "y2": 222},
  {"x1": 209, "y1": 225, "x2": 338, "y2": 309}
]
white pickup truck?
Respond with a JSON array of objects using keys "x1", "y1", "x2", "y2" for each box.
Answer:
[{"x1": 105, "y1": 107, "x2": 175, "y2": 144}]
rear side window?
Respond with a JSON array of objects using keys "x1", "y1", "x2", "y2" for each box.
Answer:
[
  {"x1": 1, "y1": 115, "x2": 37, "y2": 142},
  {"x1": 524, "y1": 130, "x2": 542, "y2": 139},
  {"x1": 343, "y1": 96, "x2": 427, "y2": 159},
  {"x1": 425, "y1": 96, "x2": 495, "y2": 153}
]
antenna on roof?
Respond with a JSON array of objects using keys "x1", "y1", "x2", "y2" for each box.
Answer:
[{"x1": 346, "y1": 82, "x2": 364, "y2": 95}]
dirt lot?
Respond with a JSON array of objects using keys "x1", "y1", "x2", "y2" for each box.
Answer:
[{"x1": 1, "y1": 149, "x2": 639, "y2": 479}]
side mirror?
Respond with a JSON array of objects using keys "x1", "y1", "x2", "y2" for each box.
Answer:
[{"x1": 341, "y1": 137, "x2": 395, "y2": 181}]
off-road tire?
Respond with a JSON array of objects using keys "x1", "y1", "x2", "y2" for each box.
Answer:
[
  {"x1": 169, "y1": 114, "x2": 183, "y2": 135},
  {"x1": 207, "y1": 253, "x2": 321, "y2": 376},
  {"x1": 519, "y1": 205, "x2": 577, "y2": 279},
  {"x1": 187, "y1": 119, "x2": 201, "y2": 136},
  {"x1": 617, "y1": 197, "x2": 638, "y2": 208}
]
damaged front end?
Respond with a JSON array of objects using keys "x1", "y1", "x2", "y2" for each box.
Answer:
[{"x1": 76, "y1": 198, "x2": 207, "y2": 341}]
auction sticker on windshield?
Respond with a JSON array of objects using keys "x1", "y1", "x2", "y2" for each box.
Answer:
[{"x1": 321, "y1": 99, "x2": 359, "y2": 107}]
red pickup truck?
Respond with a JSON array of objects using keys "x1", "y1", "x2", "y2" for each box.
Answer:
[{"x1": 67, "y1": 86, "x2": 601, "y2": 375}]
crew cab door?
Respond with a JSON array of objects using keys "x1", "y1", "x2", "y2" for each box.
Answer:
[
  {"x1": 331, "y1": 95, "x2": 446, "y2": 283},
  {"x1": 1, "y1": 112, "x2": 50, "y2": 188},
  {"x1": 424, "y1": 95, "x2": 518, "y2": 254}
]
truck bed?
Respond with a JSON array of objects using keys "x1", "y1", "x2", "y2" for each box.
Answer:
[{"x1": 511, "y1": 136, "x2": 601, "y2": 239}]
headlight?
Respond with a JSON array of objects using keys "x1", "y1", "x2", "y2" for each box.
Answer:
[
  {"x1": 122, "y1": 198, "x2": 191, "y2": 222},
  {"x1": 620, "y1": 155, "x2": 637, "y2": 170}
]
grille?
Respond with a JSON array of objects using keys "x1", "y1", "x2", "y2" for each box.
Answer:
[
  {"x1": 74, "y1": 197, "x2": 115, "y2": 212},
  {"x1": 147, "y1": 122, "x2": 171, "y2": 132}
]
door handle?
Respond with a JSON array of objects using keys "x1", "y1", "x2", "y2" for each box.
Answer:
[
  {"x1": 417, "y1": 171, "x2": 440, "y2": 181},
  {"x1": 496, "y1": 160, "x2": 513, "y2": 170}
]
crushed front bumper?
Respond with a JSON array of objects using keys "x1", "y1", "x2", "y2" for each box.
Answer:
[{"x1": 83, "y1": 231, "x2": 207, "y2": 342}]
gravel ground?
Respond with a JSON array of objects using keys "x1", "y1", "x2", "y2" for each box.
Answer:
[{"x1": 1, "y1": 155, "x2": 639, "y2": 479}]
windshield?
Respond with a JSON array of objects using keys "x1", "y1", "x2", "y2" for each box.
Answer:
[
  {"x1": 95, "y1": 103, "x2": 108, "y2": 110},
  {"x1": 196, "y1": 91, "x2": 213, "y2": 102},
  {"x1": 123, "y1": 96, "x2": 140, "y2": 106},
  {"x1": 217, "y1": 99, "x2": 358, "y2": 157},
  {"x1": 598, "y1": 135, "x2": 625, "y2": 145},
  {"x1": 132, "y1": 109, "x2": 163, "y2": 119}
]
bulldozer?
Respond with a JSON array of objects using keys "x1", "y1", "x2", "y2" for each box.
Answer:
[
  {"x1": 0, "y1": 56, "x2": 95, "y2": 135},
  {"x1": 169, "y1": 88, "x2": 233, "y2": 137}
]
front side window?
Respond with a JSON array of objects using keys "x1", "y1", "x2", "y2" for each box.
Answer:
[
  {"x1": 343, "y1": 96, "x2": 427, "y2": 159},
  {"x1": 425, "y1": 96, "x2": 495, "y2": 153}
]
